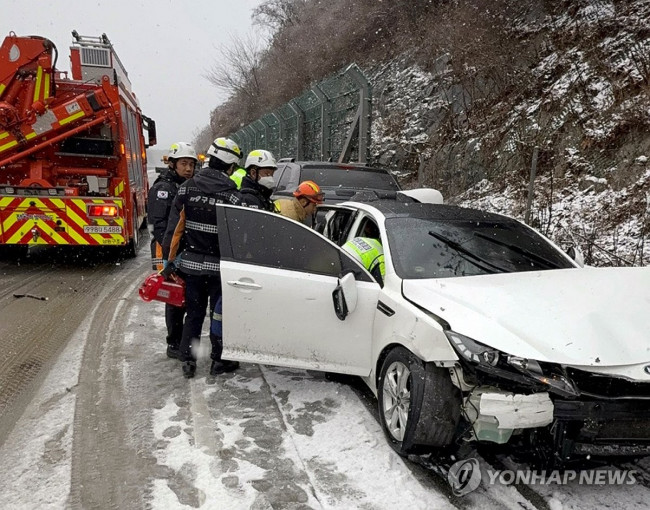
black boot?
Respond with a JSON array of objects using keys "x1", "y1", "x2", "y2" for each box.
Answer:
[
  {"x1": 182, "y1": 361, "x2": 196, "y2": 379},
  {"x1": 166, "y1": 345, "x2": 181, "y2": 359},
  {"x1": 210, "y1": 360, "x2": 240, "y2": 375}
]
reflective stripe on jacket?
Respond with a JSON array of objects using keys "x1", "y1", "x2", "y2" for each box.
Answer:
[
  {"x1": 230, "y1": 168, "x2": 246, "y2": 189},
  {"x1": 343, "y1": 237, "x2": 385, "y2": 279}
]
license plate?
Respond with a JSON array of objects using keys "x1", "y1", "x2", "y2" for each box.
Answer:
[{"x1": 83, "y1": 225, "x2": 122, "y2": 233}]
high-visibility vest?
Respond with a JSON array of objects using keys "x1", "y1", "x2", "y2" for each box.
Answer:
[
  {"x1": 342, "y1": 237, "x2": 385, "y2": 278},
  {"x1": 230, "y1": 168, "x2": 246, "y2": 189}
]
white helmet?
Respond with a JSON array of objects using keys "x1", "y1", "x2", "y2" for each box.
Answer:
[
  {"x1": 206, "y1": 137, "x2": 243, "y2": 165},
  {"x1": 244, "y1": 149, "x2": 278, "y2": 171},
  {"x1": 168, "y1": 142, "x2": 198, "y2": 162}
]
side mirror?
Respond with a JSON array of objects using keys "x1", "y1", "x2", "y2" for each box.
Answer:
[
  {"x1": 332, "y1": 284, "x2": 348, "y2": 320},
  {"x1": 142, "y1": 115, "x2": 157, "y2": 148},
  {"x1": 566, "y1": 246, "x2": 585, "y2": 267},
  {"x1": 331, "y1": 272, "x2": 358, "y2": 321}
]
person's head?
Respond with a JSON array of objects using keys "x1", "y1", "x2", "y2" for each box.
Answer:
[
  {"x1": 168, "y1": 142, "x2": 198, "y2": 179},
  {"x1": 245, "y1": 149, "x2": 278, "y2": 189},
  {"x1": 293, "y1": 180, "x2": 324, "y2": 215},
  {"x1": 361, "y1": 220, "x2": 380, "y2": 239},
  {"x1": 206, "y1": 137, "x2": 243, "y2": 175}
]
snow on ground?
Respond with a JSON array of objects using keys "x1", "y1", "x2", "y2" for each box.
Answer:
[
  {"x1": 0, "y1": 281, "x2": 124, "y2": 509},
  {"x1": 260, "y1": 366, "x2": 452, "y2": 510}
]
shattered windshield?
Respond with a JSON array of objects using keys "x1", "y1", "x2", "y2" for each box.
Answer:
[{"x1": 386, "y1": 216, "x2": 575, "y2": 279}]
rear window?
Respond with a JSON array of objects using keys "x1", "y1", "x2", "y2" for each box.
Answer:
[{"x1": 301, "y1": 167, "x2": 399, "y2": 191}]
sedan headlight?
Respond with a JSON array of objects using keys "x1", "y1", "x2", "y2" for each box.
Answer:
[
  {"x1": 506, "y1": 355, "x2": 578, "y2": 397},
  {"x1": 446, "y1": 331, "x2": 500, "y2": 367},
  {"x1": 445, "y1": 330, "x2": 579, "y2": 397}
]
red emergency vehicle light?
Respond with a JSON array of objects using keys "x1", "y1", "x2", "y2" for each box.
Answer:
[{"x1": 87, "y1": 204, "x2": 118, "y2": 217}]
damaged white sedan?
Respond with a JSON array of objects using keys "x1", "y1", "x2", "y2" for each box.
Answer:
[{"x1": 215, "y1": 193, "x2": 650, "y2": 464}]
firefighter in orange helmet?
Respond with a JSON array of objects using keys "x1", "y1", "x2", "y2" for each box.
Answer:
[{"x1": 274, "y1": 180, "x2": 324, "y2": 223}]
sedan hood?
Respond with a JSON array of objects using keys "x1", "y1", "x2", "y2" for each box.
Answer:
[{"x1": 402, "y1": 267, "x2": 650, "y2": 366}]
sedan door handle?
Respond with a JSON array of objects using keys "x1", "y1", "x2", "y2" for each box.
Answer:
[{"x1": 227, "y1": 280, "x2": 262, "y2": 290}]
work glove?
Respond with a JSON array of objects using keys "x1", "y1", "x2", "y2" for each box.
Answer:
[
  {"x1": 160, "y1": 254, "x2": 182, "y2": 279},
  {"x1": 160, "y1": 259, "x2": 176, "y2": 279}
]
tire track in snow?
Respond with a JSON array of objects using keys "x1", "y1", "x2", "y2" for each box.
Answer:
[{"x1": 68, "y1": 254, "x2": 154, "y2": 510}]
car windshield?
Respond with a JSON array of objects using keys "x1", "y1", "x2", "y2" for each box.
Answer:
[
  {"x1": 301, "y1": 167, "x2": 400, "y2": 191},
  {"x1": 386, "y1": 216, "x2": 575, "y2": 279}
]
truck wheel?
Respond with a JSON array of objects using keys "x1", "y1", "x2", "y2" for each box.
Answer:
[{"x1": 378, "y1": 346, "x2": 461, "y2": 456}]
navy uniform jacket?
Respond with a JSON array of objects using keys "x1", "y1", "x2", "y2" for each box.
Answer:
[
  {"x1": 162, "y1": 168, "x2": 242, "y2": 276},
  {"x1": 240, "y1": 175, "x2": 275, "y2": 212},
  {"x1": 147, "y1": 168, "x2": 184, "y2": 270}
]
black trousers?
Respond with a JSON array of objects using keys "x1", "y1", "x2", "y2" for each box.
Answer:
[
  {"x1": 165, "y1": 303, "x2": 185, "y2": 348},
  {"x1": 178, "y1": 273, "x2": 223, "y2": 362}
]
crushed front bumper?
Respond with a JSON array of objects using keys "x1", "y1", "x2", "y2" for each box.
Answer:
[{"x1": 552, "y1": 399, "x2": 650, "y2": 458}]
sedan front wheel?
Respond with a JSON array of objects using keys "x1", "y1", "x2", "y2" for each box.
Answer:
[{"x1": 378, "y1": 346, "x2": 461, "y2": 456}]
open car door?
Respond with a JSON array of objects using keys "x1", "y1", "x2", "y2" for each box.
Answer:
[{"x1": 216, "y1": 205, "x2": 380, "y2": 376}]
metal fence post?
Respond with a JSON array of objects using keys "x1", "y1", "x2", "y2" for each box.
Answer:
[
  {"x1": 312, "y1": 84, "x2": 331, "y2": 161},
  {"x1": 289, "y1": 100, "x2": 305, "y2": 160},
  {"x1": 342, "y1": 64, "x2": 371, "y2": 164},
  {"x1": 525, "y1": 146, "x2": 539, "y2": 224},
  {"x1": 270, "y1": 112, "x2": 282, "y2": 156}
]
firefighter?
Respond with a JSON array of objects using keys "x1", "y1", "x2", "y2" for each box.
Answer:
[
  {"x1": 240, "y1": 149, "x2": 278, "y2": 211},
  {"x1": 162, "y1": 137, "x2": 243, "y2": 379},
  {"x1": 342, "y1": 236, "x2": 386, "y2": 286},
  {"x1": 275, "y1": 180, "x2": 324, "y2": 223},
  {"x1": 147, "y1": 142, "x2": 197, "y2": 359}
]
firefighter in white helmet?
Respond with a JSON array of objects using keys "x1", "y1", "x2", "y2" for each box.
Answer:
[
  {"x1": 240, "y1": 149, "x2": 278, "y2": 211},
  {"x1": 147, "y1": 142, "x2": 197, "y2": 359},
  {"x1": 162, "y1": 137, "x2": 243, "y2": 378}
]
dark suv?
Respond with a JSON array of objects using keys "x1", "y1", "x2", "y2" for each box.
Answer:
[{"x1": 272, "y1": 160, "x2": 401, "y2": 204}]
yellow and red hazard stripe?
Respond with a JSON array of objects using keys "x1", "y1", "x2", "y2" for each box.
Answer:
[{"x1": 0, "y1": 196, "x2": 126, "y2": 246}]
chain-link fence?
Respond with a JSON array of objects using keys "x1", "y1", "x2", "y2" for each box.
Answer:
[{"x1": 230, "y1": 64, "x2": 371, "y2": 163}]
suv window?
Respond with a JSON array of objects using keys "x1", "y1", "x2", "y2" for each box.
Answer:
[{"x1": 275, "y1": 163, "x2": 301, "y2": 192}]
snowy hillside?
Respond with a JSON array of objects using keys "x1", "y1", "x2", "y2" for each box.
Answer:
[{"x1": 368, "y1": 0, "x2": 650, "y2": 266}]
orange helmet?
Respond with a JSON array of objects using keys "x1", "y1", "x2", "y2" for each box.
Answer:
[{"x1": 293, "y1": 180, "x2": 324, "y2": 204}]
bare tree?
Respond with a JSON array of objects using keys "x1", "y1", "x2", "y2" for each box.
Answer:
[
  {"x1": 205, "y1": 34, "x2": 266, "y2": 116},
  {"x1": 192, "y1": 124, "x2": 215, "y2": 155},
  {"x1": 252, "y1": 0, "x2": 307, "y2": 33}
]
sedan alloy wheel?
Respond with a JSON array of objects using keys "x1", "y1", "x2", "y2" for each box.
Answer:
[{"x1": 381, "y1": 360, "x2": 411, "y2": 442}]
